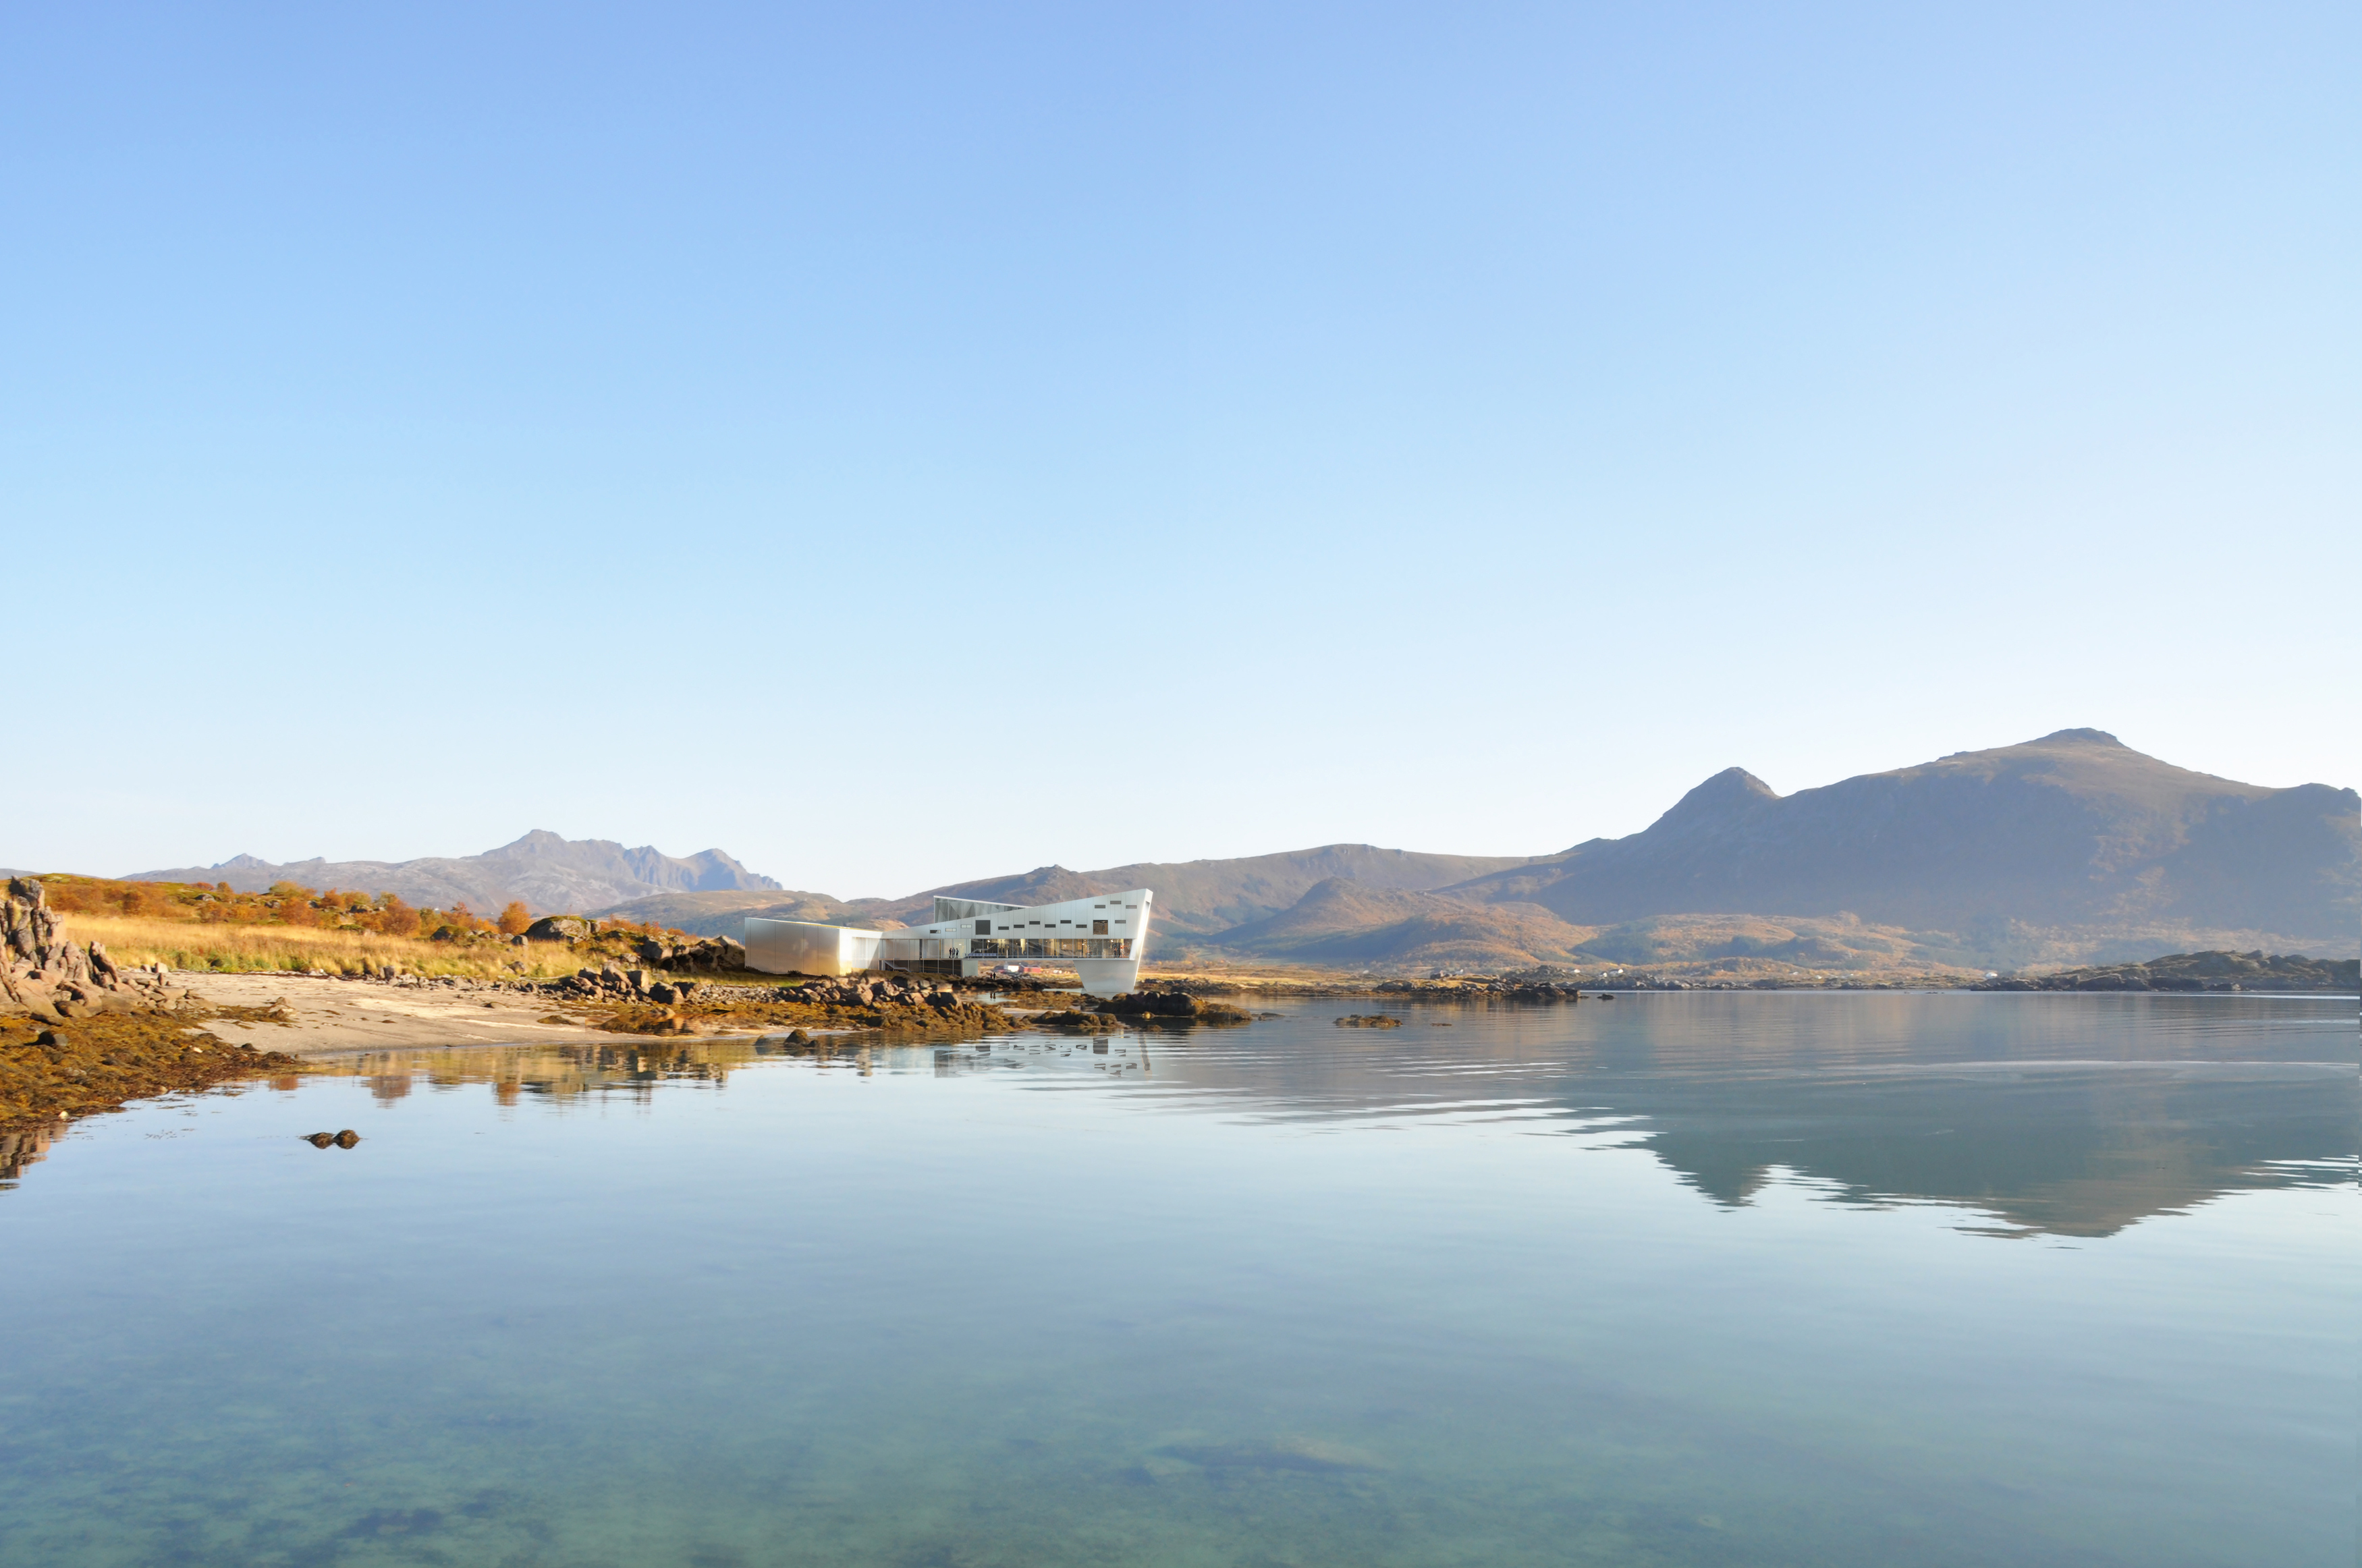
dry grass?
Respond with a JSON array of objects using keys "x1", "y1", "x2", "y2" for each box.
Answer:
[{"x1": 68, "y1": 914, "x2": 590, "y2": 980}]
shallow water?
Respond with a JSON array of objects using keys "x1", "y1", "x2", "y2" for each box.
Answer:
[{"x1": 1, "y1": 993, "x2": 2353, "y2": 1566}]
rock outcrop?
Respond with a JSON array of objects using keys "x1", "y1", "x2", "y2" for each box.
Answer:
[
  {"x1": 1373, "y1": 977, "x2": 1587, "y2": 1002},
  {"x1": 1099, "y1": 990, "x2": 1254, "y2": 1025},
  {"x1": 632, "y1": 934, "x2": 748, "y2": 972},
  {"x1": 1973, "y1": 950, "x2": 2358, "y2": 993},
  {"x1": 1, "y1": 877, "x2": 172, "y2": 1021},
  {"x1": 548, "y1": 963, "x2": 708, "y2": 1006}
]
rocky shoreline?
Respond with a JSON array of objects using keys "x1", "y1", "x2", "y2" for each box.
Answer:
[
  {"x1": 3, "y1": 877, "x2": 306, "y2": 1136},
  {"x1": 1971, "y1": 950, "x2": 2357, "y2": 993}
]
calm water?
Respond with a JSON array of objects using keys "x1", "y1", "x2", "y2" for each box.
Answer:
[{"x1": 1, "y1": 994, "x2": 2353, "y2": 1567}]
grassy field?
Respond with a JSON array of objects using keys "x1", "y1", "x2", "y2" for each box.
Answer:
[
  {"x1": 66, "y1": 913, "x2": 595, "y2": 980},
  {"x1": 13, "y1": 871, "x2": 694, "y2": 980}
]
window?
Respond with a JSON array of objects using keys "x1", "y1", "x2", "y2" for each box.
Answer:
[
  {"x1": 974, "y1": 920, "x2": 991, "y2": 937},
  {"x1": 1092, "y1": 920, "x2": 1109, "y2": 936}
]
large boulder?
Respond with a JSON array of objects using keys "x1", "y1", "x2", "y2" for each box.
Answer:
[
  {"x1": 1104, "y1": 990, "x2": 1201, "y2": 1018},
  {"x1": 526, "y1": 916, "x2": 591, "y2": 942},
  {"x1": 2, "y1": 877, "x2": 140, "y2": 1021},
  {"x1": 655, "y1": 934, "x2": 747, "y2": 972}
]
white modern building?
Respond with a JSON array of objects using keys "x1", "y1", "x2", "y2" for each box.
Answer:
[{"x1": 744, "y1": 889, "x2": 1154, "y2": 997}]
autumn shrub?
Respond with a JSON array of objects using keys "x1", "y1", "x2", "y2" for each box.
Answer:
[
  {"x1": 366, "y1": 895, "x2": 420, "y2": 936},
  {"x1": 497, "y1": 900, "x2": 532, "y2": 936},
  {"x1": 44, "y1": 882, "x2": 98, "y2": 915}
]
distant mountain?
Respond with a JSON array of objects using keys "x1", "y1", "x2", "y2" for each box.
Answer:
[
  {"x1": 593, "y1": 845, "x2": 1535, "y2": 942},
  {"x1": 1207, "y1": 880, "x2": 1590, "y2": 968},
  {"x1": 1187, "y1": 729, "x2": 2355, "y2": 970},
  {"x1": 130, "y1": 830, "x2": 780, "y2": 916},
  {"x1": 887, "y1": 846, "x2": 1540, "y2": 936},
  {"x1": 588, "y1": 888, "x2": 896, "y2": 936},
  {"x1": 1205, "y1": 882, "x2": 1940, "y2": 973},
  {"x1": 1437, "y1": 730, "x2": 2355, "y2": 958},
  {"x1": 1975, "y1": 950, "x2": 2359, "y2": 994},
  {"x1": 584, "y1": 731, "x2": 2360, "y2": 974}
]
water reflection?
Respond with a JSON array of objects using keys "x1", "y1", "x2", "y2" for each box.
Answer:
[
  {"x1": 0, "y1": 995, "x2": 2350, "y2": 1568},
  {"x1": 298, "y1": 1033, "x2": 842, "y2": 1106},
  {"x1": 0, "y1": 1124, "x2": 60, "y2": 1185},
  {"x1": 12, "y1": 996, "x2": 2354, "y2": 1239},
  {"x1": 1065, "y1": 994, "x2": 2357, "y2": 1238},
  {"x1": 283, "y1": 995, "x2": 2359, "y2": 1239}
]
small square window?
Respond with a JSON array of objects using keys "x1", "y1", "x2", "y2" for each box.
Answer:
[
  {"x1": 1092, "y1": 919, "x2": 1109, "y2": 936},
  {"x1": 974, "y1": 920, "x2": 991, "y2": 937}
]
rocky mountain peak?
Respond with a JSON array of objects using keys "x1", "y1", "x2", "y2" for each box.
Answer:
[
  {"x1": 1644, "y1": 767, "x2": 1782, "y2": 837},
  {"x1": 130, "y1": 833, "x2": 780, "y2": 916}
]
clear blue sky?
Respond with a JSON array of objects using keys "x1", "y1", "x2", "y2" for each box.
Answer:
[{"x1": 5, "y1": 3, "x2": 2355, "y2": 895}]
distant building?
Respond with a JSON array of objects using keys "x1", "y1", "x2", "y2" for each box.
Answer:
[{"x1": 744, "y1": 889, "x2": 1153, "y2": 997}]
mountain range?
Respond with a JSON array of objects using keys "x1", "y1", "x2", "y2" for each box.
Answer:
[
  {"x1": 115, "y1": 730, "x2": 2357, "y2": 972},
  {"x1": 129, "y1": 830, "x2": 779, "y2": 915},
  {"x1": 601, "y1": 730, "x2": 2357, "y2": 970}
]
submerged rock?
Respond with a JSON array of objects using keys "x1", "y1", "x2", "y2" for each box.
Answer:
[{"x1": 1034, "y1": 1009, "x2": 1118, "y2": 1031}]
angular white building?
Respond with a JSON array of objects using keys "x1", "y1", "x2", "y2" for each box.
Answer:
[{"x1": 744, "y1": 889, "x2": 1153, "y2": 997}]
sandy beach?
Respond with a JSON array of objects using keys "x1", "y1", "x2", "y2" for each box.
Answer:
[{"x1": 177, "y1": 971, "x2": 622, "y2": 1057}]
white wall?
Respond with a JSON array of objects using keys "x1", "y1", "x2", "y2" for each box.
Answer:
[{"x1": 744, "y1": 918, "x2": 883, "y2": 976}]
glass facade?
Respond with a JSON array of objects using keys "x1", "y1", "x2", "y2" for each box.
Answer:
[{"x1": 966, "y1": 938, "x2": 1132, "y2": 959}]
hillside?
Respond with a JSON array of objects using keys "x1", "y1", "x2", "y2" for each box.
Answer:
[
  {"x1": 884, "y1": 845, "x2": 1539, "y2": 936},
  {"x1": 1208, "y1": 880, "x2": 1591, "y2": 968},
  {"x1": 131, "y1": 831, "x2": 779, "y2": 918},
  {"x1": 588, "y1": 888, "x2": 908, "y2": 936},
  {"x1": 595, "y1": 732, "x2": 2353, "y2": 972},
  {"x1": 111, "y1": 730, "x2": 2349, "y2": 975},
  {"x1": 1977, "y1": 951, "x2": 2358, "y2": 993},
  {"x1": 597, "y1": 845, "x2": 1537, "y2": 941},
  {"x1": 1435, "y1": 730, "x2": 2355, "y2": 963}
]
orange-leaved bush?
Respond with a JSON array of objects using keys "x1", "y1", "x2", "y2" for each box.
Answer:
[{"x1": 368, "y1": 895, "x2": 420, "y2": 937}]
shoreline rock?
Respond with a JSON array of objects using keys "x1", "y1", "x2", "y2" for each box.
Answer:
[
  {"x1": 4, "y1": 877, "x2": 188, "y2": 1022},
  {"x1": 1972, "y1": 950, "x2": 2357, "y2": 993}
]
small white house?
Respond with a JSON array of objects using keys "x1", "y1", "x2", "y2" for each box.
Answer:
[{"x1": 744, "y1": 889, "x2": 1154, "y2": 997}]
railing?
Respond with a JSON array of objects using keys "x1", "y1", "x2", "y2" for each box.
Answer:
[{"x1": 965, "y1": 939, "x2": 1132, "y2": 960}]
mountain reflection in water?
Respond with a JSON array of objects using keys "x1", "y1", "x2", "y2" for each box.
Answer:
[
  {"x1": 261, "y1": 992, "x2": 2354, "y2": 1239},
  {"x1": 1, "y1": 992, "x2": 2349, "y2": 1568}
]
